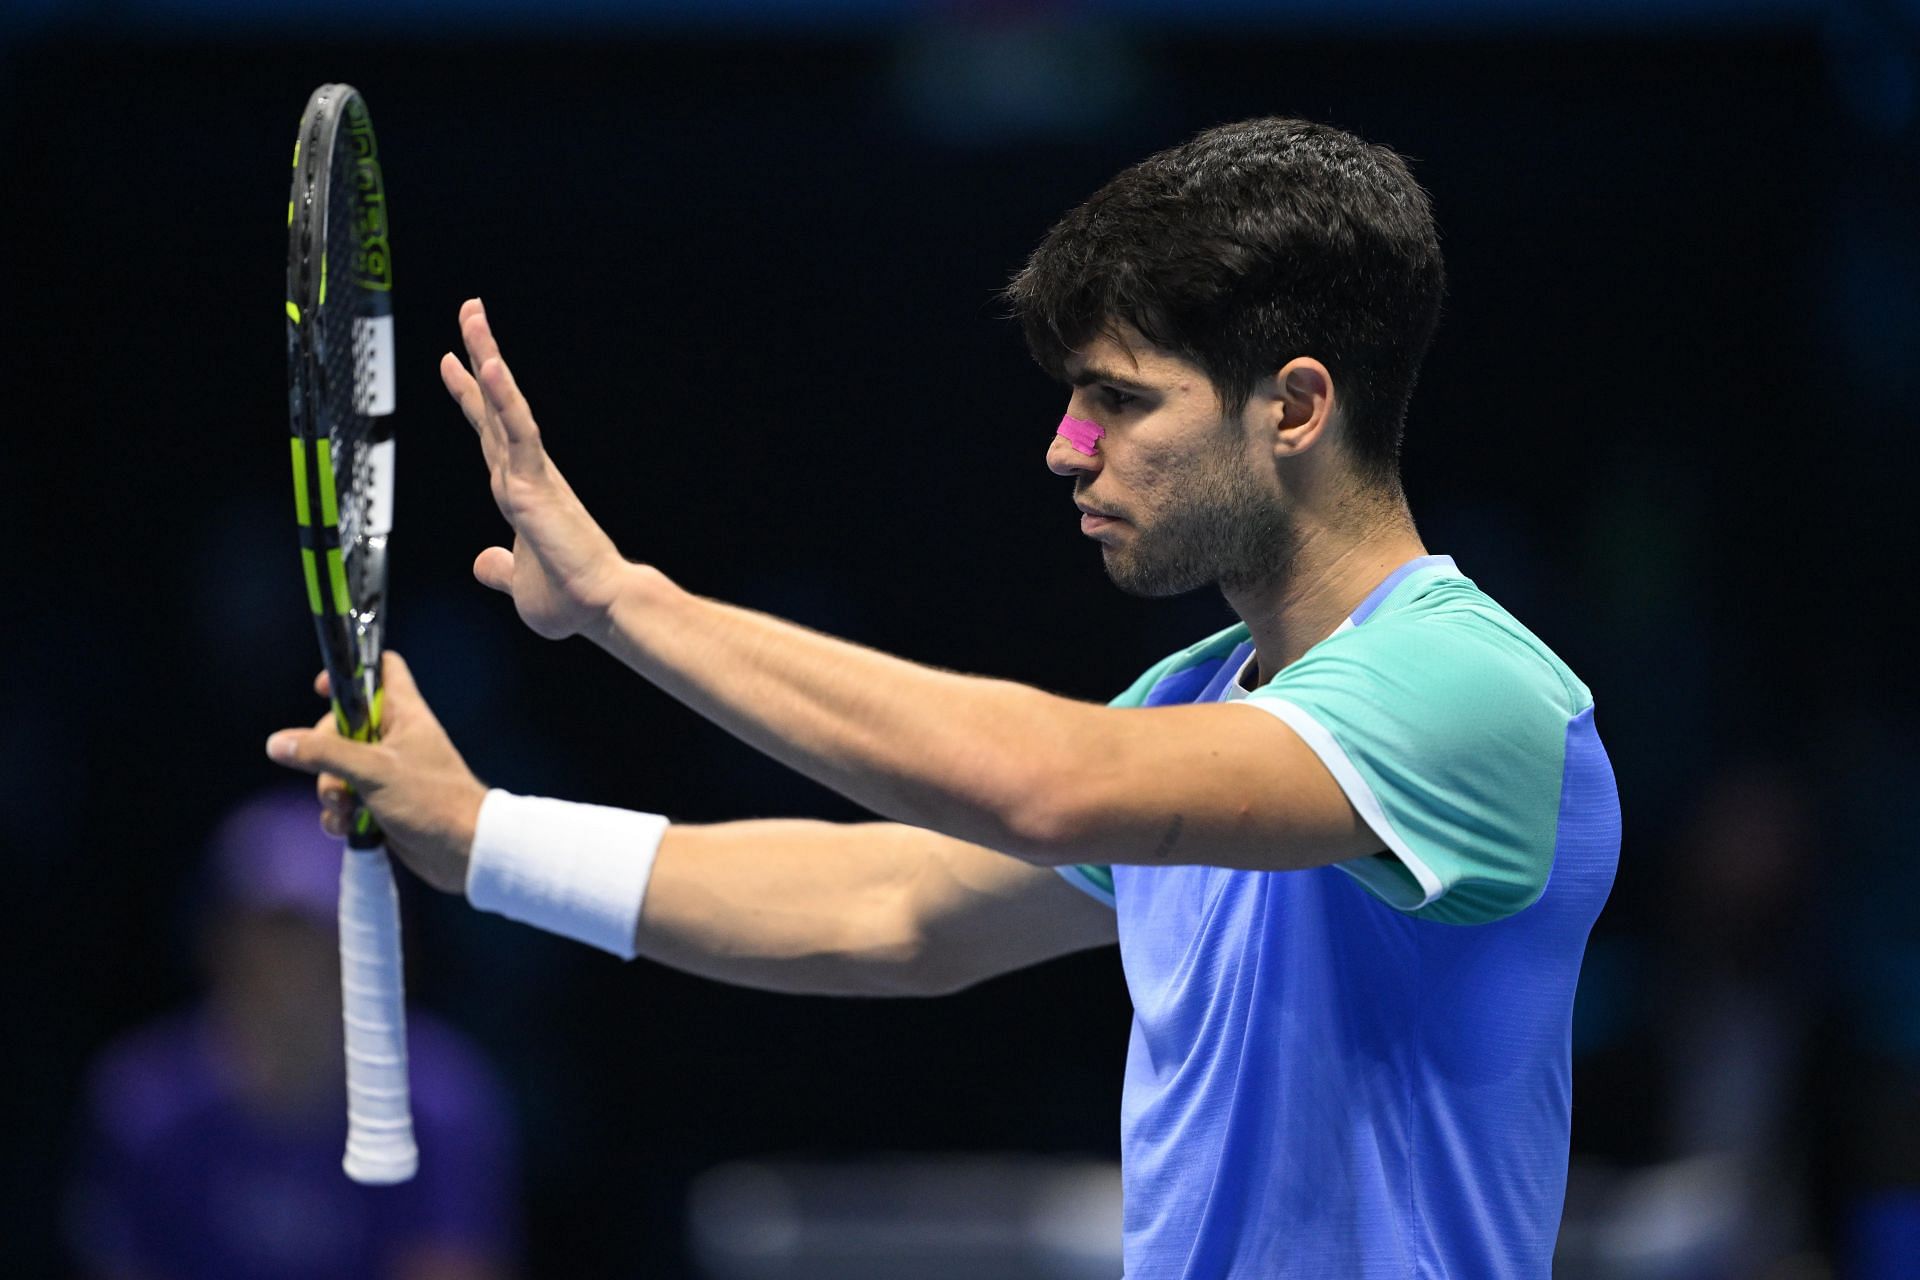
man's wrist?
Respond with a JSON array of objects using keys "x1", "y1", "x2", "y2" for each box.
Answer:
[
  {"x1": 465, "y1": 789, "x2": 669, "y2": 959},
  {"x1": 584, "y1": 561, "x2": 681, "y2": 653}
]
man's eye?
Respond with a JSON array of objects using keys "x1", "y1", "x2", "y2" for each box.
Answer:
[{"x1": 1099, "y1": 387, "x2": 1138, "y2": 410}]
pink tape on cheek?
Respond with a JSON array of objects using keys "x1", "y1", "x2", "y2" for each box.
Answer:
[{"x1": 1056, "y1": 414, "x2": 1106, "y2": 456}]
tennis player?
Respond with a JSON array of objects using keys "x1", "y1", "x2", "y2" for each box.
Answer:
[{"x1": 269, "y1": 117, "x2": 1620, "y2": 1278}]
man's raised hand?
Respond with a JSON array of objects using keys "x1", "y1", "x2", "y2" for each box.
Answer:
[{"x1": 440, "y1": 299, "x2": 634, "y2": 641}]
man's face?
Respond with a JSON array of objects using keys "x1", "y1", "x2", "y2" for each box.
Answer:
[{"x1": 1049, "y1": 331, "x2": 1294, "y2": 597}]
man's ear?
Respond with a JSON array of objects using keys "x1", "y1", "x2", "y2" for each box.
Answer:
[{"x1": 1270, "y1": 357, "x2": 1336, "y2": 459}]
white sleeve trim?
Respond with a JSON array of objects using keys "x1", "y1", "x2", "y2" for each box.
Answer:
[
  {"x1": 1054, "y1": 864, "x2": 1116, "y2": 908},
  {"x1": 1232, "y1": 698, "x2": 1446, "y2": 910}
]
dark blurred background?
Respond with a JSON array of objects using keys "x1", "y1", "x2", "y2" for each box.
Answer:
[{"x1": 3, "y1": 0, "x2": 1916, "y2": 1276}]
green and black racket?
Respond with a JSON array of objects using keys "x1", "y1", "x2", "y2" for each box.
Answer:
[{"x1": 285, "y1": 82, "x2": 416, "y2": 1185}]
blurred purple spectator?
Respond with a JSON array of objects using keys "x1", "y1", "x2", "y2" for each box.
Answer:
[{"x1": 67, "y1": 790, "x2": 520, "y2": 1280}]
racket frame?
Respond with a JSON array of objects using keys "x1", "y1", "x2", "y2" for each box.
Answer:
[
  {"x1": 288, "y1": 83, "x2": 393, "y2": 805},
  {"x1": 286, "y1": 81, "x2": 418, "y2": 1187}
]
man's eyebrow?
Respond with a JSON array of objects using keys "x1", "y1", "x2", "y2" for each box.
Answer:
[{"x1": 1068, "y1": 365, "x2": 1155, "y2": 394}]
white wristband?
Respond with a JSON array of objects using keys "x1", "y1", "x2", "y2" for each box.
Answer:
[{"x1": 465, "y1": 789, "x2": 668, "y2": 960}]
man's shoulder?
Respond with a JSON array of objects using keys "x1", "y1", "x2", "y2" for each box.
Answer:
[{"x1": 1316, "y1": 572, "x2": 1592, "y2": 714}]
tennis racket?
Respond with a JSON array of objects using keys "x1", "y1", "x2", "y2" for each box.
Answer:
[{"x1": 285, "y1": 82, "x2": 416, "y2": 1185}]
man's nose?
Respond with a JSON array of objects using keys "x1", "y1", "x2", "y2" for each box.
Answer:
[
  {"x1": 1047, "y1": 429, "x2": 1100, "y2": 477},
  {"x1": 1044, "y1": 429, "x2": 1105, "y2": 475}
]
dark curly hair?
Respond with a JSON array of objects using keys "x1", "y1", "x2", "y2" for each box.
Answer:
[{"x1": 1006, "y1": 117, "x2": 1445, "y2": 489}]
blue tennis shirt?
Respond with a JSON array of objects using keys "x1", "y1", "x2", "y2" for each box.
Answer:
[{"x1": 1058, "y1": 555, "x2": 1620, "y2": 1278}]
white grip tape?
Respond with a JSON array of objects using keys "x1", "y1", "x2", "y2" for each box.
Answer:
[{"x1": 339, "y1": 845, "x2": 418, "y2": 1185}]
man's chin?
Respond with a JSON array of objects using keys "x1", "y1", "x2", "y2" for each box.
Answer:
[{"x1": 1102, "y1": 548, "x2": 1214, "y2": 599}]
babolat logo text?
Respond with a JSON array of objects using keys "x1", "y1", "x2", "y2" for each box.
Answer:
[{"x1": 345, "y1": 101, "x2": 392, "y2": 292}]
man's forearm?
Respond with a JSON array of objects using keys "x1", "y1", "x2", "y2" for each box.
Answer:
[
  {"x1": 589, "y1": 567, "x2": 1080, "y2": 861},
  {"x1": 638, "y1": 820, "x2": 940, "y2": 997}
]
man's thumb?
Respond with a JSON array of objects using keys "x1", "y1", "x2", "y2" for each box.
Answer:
[
  {"x1": 473, "y1": 545, "x2": 515, "y2": 594},
  {"x1": 265, "y1": 728, "x2": 383, "y2": 788}
]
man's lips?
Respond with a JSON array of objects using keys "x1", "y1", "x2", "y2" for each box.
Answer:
[{"x1": 1075, "y1": 501, "x2": 1122, "y2": 521}]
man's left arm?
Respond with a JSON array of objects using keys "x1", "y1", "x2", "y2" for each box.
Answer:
[{"x1": 443, "y1": 300, "x2": 1377, "y2": 873}]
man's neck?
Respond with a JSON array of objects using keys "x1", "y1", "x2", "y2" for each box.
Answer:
[{"x1": 1224, "y1": 512, "x2": 1428, "y2": 687}]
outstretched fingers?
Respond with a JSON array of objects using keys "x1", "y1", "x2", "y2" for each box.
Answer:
[
  {"x1": 441, "y1": 352, "x2": 491, "y2": 438},
  {"x1": 476, "y1": 354, "x2": 544, "y2": 463},
  {"x1": 445, "y1": 299, "x2": 506, "y2": 448},
  {"x1": 451, "y1": 301, "x2": 548, "y2": 477},
  {"x1": 459, "y1": 298, "x2": 504, "y2": 376}
]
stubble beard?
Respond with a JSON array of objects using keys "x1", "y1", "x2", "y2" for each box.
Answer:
[{"x1": 1100, "y1": 450, "x2": 1299, "y2": 599}]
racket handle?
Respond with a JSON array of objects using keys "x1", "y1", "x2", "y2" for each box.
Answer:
[{"x1": 338, "y1": 845, "x2": 419, "y2": 1184}]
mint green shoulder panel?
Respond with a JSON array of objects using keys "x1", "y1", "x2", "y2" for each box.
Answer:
[{"x1": 1248, "y1": 577, "x2": 1588, "y2": 924}]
